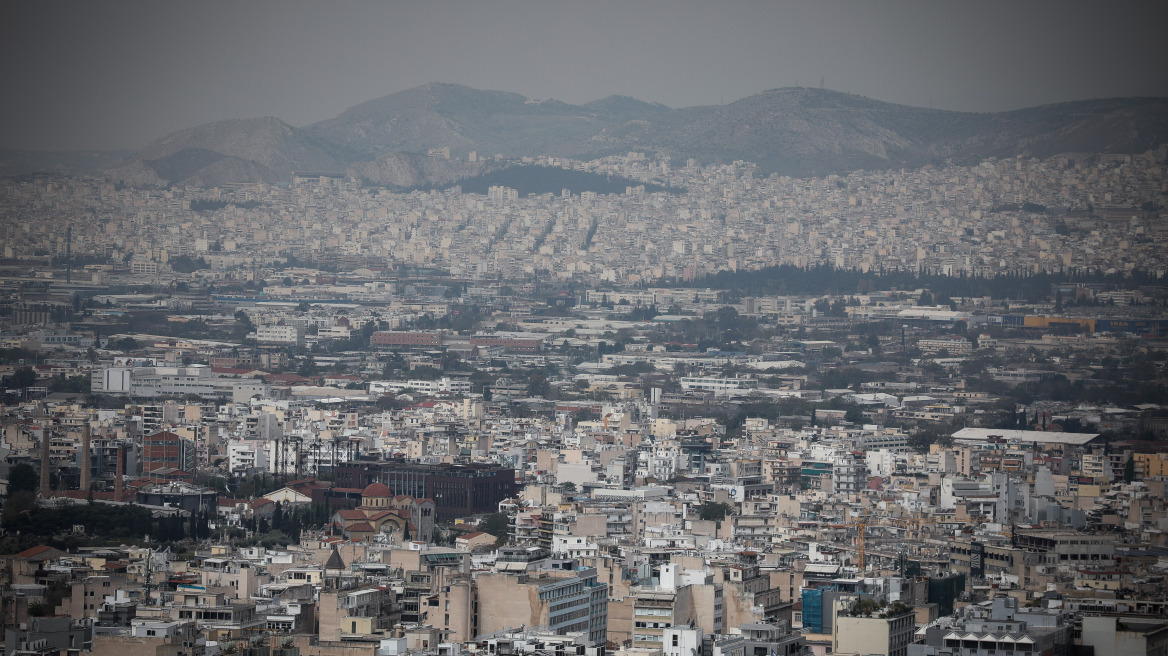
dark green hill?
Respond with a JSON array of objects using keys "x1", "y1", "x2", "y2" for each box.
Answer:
[{"x1": 411, "y1": 164, "x2": 679, "y2": 196}]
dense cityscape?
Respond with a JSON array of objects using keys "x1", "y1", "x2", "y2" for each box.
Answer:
[
  {"x1": 1, "y1": 141, "x2": 1167, "y2": 656},
  {"x1": 5, "y1": 149, "x2": 1166, "y2": 283},
  {"x1": 3, "y1": 4, "x2": 1168, "y2": 656}
]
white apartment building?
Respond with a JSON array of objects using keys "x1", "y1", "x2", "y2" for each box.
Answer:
[
  {"x1": 315, "y1": 326, "x2": 352, "y2": 340},
  {"x1": 552, "y1": 535, "x2": 600, "y2": 559},
  {"x1": 228, "y1": 440, "x2": 269, "y2": 475},
  {"x1": 918, "y1": 337, "x2": 973, "y2": 355},
  {"x1": 93, "y1": 365, "x2": 218, "y2": 397},
  {"x1": 680, "y1": 376, "x2": 759, "y2": 395},
  {"x1": 832, "y1": 452, "x2": 868, "y2": 495},
  {"x1": 255, "y1": 325, "x2": 305, "y2": 346},
  {"x1": 94, "y1": 365, "x2": 264, "y2": 400},
  {"x1": 369, "y1": 377, "x2": 471, "y2": 396}
]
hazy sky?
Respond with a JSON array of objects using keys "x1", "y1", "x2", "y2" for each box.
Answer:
[{"x1": 2, "y1": 1, "x2": 1165, "y2": 151}]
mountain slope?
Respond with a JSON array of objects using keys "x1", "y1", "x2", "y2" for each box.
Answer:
[
  {"x1": 309, "y1": 84, "x2": 1168, "y2": 177},
  {"x1": 104, "y1": 117, "x2": 351, "y2": 186},
  {"x1": 605, "y1": 88, "x2": 1168, "y2": 175},
  {"x1": 305, "y1": 82, "x2": 617, "y2": 161},
  {"x1": 345, "y1": 152, "x2": 498, "y2": 188},
  {"x1": 96, "y1": 84, "x2": 1168, "y2": 186}
]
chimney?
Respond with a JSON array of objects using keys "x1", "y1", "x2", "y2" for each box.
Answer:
[
  {"x1": 115, "y1": 444, "x2": 125, "y2": 500},
  {"x1": 39, "y1": 427, "x2": 51, "y2": 497},
  {"x1": 80, "y1": 424, "x2": 92, "y2": 492}
]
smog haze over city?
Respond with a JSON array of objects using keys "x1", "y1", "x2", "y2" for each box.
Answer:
[
  {"x1": 1, "y1": 3, "x2": 1168, "y2": 655},
  {"x1": 2, "y1": 1, "x2": 1167, "y2": 150}
]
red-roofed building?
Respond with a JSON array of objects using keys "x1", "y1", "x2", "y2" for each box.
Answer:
[
  {"x1": 249, "y1": 498, "x2": 277, "y2": 520},
  {"x1": 265, "y1": 479, "x2": 331, "y2": 506},
  {"x1": 361, "y1": 482, "x2": 393, "y2": 502},
  {"x1": 336, "y1": 509, "x2": 368, "y2": 522},
  {"x1": 343, "y1": 522, "x2": 376, "y2": 541},
  {"x1": 327, "y1": 483, "x2": 435, "y2": 542},
  {"x1": 217, "y1": 497, "x2": 249, "y2": 527},
  {"x1": 2, "y1": 545, "x2": 67, "y2": 584},
  {"x1": 211, "y1": 367, "x2": 259, "y2": 377},
  {"x1": 454, "y1": 531, "x2": 497, "y2": 551},
  {"x1": 268, "y1": 373, "x2": 314, "y2": 386},
  {"x1": 13, "y1": 545, "x2": 60, "y2": 559}
]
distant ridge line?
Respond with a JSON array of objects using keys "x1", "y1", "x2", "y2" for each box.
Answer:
[{"x1": 11, "y1": 83, "x2": 1168, "y2": 185}]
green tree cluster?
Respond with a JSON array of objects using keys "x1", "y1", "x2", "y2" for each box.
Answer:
[
  {"x1": 478, "y1": 512, "x2": 511, "y2": 547},
  {"x1": 696, "y1": 502, "x2": 733, "y2": 522}
]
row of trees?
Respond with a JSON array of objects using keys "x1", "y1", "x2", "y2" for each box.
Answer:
[
  {"x1": 269, "y1": 502, "x2": 332, "y2": 540},
  {"x1": 0, "y1": 496, "x2": 205, "y2": 553},
  {"x1": 678, "y1": 263, "x2": 1163, "y2": 302}
]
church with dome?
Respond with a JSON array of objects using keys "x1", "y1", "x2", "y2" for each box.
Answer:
[{"x1": 330, "y1": 482, "x2": 436, "y2": 542}]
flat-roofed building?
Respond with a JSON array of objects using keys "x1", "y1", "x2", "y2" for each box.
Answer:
[
  {"x1": 950, "y1": 428, "x2": 1101, "y2": 448},
  {"x1": 371, "y1": 331, "x2": 443, "y2": 348},
  {"x1": 334, "y1": 461, "x2": 515, "y2": 521},
  {"x1": 470, "y1": 332, "x2": 548, "y2": 353}
]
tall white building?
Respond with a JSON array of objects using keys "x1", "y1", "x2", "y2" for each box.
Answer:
[{"x1": 255, "y1": 325, "x2": 305, "y2": 346}]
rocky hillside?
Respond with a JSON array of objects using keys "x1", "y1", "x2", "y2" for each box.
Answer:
[
  {"x1": 103, "y1": 117, "x2": 352, "y2": 186},
  {"x1": 346, "y1": 152, "x2": 498, "y2": 188},
  {"x1": 306, "y1": 83, "x2": 624, "y2": 162}
]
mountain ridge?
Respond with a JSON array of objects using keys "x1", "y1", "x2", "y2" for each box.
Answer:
[{"x1": 16, "y1": 83, "x2": 1168, "y2": 185}]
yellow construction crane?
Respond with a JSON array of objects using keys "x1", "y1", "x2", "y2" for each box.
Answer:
[
  {"x1": 828, "y1": 511, "x2": 960, "y2": 571},
  {"x1": 216, "y1": 627, "x2": 281, "y2": 656}
]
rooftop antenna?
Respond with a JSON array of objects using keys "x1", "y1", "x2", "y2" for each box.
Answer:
[{"x1": 143, "y1": 546, "x2": 155, "y2": 601}]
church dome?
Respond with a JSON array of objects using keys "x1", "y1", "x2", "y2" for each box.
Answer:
[{"x1": 362, "y1": 482, "x2": 393, "y2": 498}]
